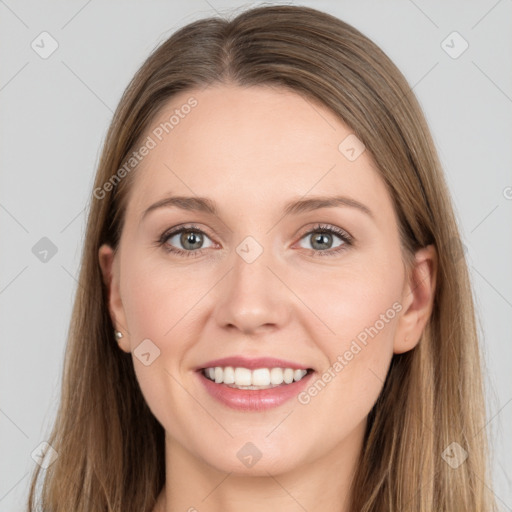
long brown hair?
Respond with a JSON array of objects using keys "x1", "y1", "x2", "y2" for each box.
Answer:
[{"x1": 26, "y1": 5, "x2": 497, "y2": 511}]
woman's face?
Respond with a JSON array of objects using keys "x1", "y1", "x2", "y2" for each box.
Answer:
[{"x1": 99, "y1": 84, "x2": 430, "y2": 476}]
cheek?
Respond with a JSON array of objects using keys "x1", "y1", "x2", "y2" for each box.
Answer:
[
  {"x1": 119, "y1": 256, "x2": 214, "y2": 425},
  {"x1": 298, "y1": 255, "x2": 403, "y2": 399},
  {"x1": 301, "y1": 254, "x2": 403, "y2": 347},
  {"x1": 290, "y1": 270, "x2": 401, "y2": 456},
  {"x1": 121, "y1": 254, "x2": 212, "y2": 342}
]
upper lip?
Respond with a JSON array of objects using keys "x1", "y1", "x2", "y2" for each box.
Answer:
[{"x1": 196, "y1": 356, "x2": 312, "y2": 371}]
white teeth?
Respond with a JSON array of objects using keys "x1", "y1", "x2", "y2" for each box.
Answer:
[
  {"x1": 293, "y1": 369, "x2": 305, "y2": 382},
  {"x1": 234, "y1": 367, "x2": 252, "y2": 386},
  {"x1": 252, "y1": 368, "x2": 270, "y2": 386},
  {"x1": 283, "y1": 368, "x2": 294, "y2": 384},
  {"x1": 202, "y1": 366, "x2": 309, "y2": 388},
  {"x1": 223, "y1": 366, "x2": 235, "y2": 384},
  {"x1": 270, "y1": 367, "x2": 284, "y2": 385}
]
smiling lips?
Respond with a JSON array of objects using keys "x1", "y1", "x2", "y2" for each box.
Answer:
[
  {"x1": 198, "y1": 355, "x2": 312, "y2": 388},
  {"x1": 203, "y1": 366, "x2": 309, "y2": 388},
  {"x1": 196, "y1": 355, "x2": 314, "y2": 410}
]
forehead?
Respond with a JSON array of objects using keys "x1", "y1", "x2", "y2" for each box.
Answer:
[{"x1": 125, "y1": 84, "x2": 392, "y2": 223}]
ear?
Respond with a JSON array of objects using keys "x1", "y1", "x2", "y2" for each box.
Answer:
[
  {"x1": 393, "y1": 244, "x2": 437, "y2": 354},
  {"x1": 98, "y1": 244, "x2": 131, "y2": 353}
]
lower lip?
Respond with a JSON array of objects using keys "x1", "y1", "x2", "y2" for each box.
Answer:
[{"x1": 197, "y1": 370, "x2": 314, "y2": 411}]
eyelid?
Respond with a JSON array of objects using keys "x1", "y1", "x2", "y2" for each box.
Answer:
[
  {"x1": 159, "y1": 223, "x2": 213, "y2": 241},
  {"x1": 157, "y1": 222, "x2": 354, "y2": 257},
  {"x1": 292, "y1": 223, "x2": 353, "y2": 257},
  {"x1": 296, "y1": 223, "x2": 353, "y2": 243}
]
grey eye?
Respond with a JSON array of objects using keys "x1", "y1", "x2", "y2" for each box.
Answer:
[
  {"x1": 298, "y1": 231, "x2": 345, "y2": 251},
  {"x1": 166, "y1": 229, "x2": 214, "y2": 251}
]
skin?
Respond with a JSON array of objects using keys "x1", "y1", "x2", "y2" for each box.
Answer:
[{"x1": 99, "y1": 84, "x2": 436, "y2": 512}]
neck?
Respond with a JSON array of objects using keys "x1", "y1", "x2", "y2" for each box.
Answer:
[{"x1": 156, "y1": 419, "x2": 365, "y2": 512}]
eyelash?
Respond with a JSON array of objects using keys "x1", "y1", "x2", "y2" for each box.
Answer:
[{"x1": 156, "y1": 223, "x2": 353, "y2": 258}]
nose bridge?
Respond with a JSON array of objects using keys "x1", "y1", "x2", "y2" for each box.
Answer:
[{"x1": 214, "y1": 232, "x2": 289, "y2": 333}]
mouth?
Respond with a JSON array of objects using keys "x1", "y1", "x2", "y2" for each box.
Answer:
[
  {"x1": 200, "y1": 366, "x2": 314, "y2": 390},
  {"x1": 195, "y1": 365, "x2": 315, "y2": 411}
]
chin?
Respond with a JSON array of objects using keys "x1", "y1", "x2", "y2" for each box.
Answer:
[{"x1": 194, "y1": 435, "x2": 307, "y2": 476}]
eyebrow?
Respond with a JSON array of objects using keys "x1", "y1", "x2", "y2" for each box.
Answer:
[{"x1": 140, "y1": 194, "x2": 374, "y2": 222}]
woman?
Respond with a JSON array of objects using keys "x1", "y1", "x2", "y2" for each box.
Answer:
[{"x1": 26, "y1": 5, "x2": 497, "y2": 511}]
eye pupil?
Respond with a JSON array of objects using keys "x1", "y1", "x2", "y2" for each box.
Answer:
[
  {"x1": 311, "y1": 232, "x2": 332, "y2": 250},
  {"x1": 181, "y1": 230, "x2": 203, "y2": 250}
]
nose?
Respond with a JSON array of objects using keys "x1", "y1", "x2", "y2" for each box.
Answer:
[{"x1": 213, "y1": 238, "x2": 292, "y2": 335}]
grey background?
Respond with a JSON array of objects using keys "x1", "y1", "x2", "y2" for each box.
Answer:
[{"x1": 1, "y1": 0, "x2": 511, "y2": 510}]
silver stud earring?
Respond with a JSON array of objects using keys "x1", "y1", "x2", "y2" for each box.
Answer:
[{"x1": 115, "y1": 330, "x2": 123, "y2": 341}]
